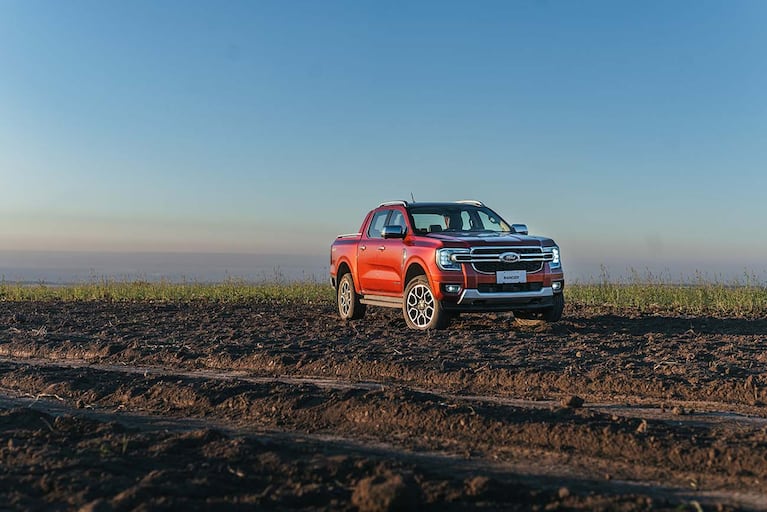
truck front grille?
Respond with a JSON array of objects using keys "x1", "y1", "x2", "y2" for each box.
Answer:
[
  {"x1": 473, "y1": 261, "x2": 543, "y2": 273},
  {"x1": 452, "y1": 246, "x2": 552, "y2": 274}
]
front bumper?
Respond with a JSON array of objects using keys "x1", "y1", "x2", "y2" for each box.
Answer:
[
  {"x1": 442, "y1": 286, "x2": 560, "y2": 312},
  {"x1": 459, "y1": 286, "x2": 553, "y2": 304}
]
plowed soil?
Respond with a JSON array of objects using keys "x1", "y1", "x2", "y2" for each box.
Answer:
[{"x1": 1, "y1": 299, "x2": 767, "y2": 511}]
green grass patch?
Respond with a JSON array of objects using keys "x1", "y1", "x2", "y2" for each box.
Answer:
[
  {"x1": 0, "y1": 279, "x2": 335, "y2": 304},
  {"x1": 568, "y1": 269, "x2": 767, "y2": 317},
  {"x1": 1, "y1": 272, "x2": 766, "y2": 318}
]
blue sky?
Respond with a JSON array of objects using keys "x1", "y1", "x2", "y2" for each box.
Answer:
[{"x1": 1, "y1": 0, "x2": 766, "y2": 279}]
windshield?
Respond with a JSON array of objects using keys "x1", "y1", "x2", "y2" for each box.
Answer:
[{"x1": 408, "y1": 205, "x2": 512, "y2": 235}]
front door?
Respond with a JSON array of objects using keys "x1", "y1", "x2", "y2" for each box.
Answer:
[
  {"x1": 375, "y1": 209, "x2": 407, "y2": 294},
  {"x1": 357, "y1": 210, "x2": 389, "y2": 293}
]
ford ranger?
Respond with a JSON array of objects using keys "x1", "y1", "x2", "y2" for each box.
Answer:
[{"x1": 330, "y1": 200, "x2": 564, "y2": 330}]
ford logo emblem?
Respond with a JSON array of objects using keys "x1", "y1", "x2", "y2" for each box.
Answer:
[{"x1": 500, "y1": 252, "x2": 520, "y2": 263}]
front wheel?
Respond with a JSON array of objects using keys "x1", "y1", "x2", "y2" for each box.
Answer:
[
  {"x1": 542, "y1": 293, "x2": 564, "y2": 322},
  {"x1": 337, "y1": 273, "x2": 366, "y2": 320},
  {"x1": 403, "y1": 276, "x2": 450, "y2": 330}
]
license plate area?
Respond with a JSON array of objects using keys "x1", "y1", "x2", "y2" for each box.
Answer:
[{"x1": 496, "y1": 270, "x2": 527, "y2": 284}]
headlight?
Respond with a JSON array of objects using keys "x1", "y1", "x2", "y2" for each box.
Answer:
[
  {"x1": 544, "y1": 246, "x2": 561, "y2": 269},
  {"x1": 436, "y1": 248, "x2": 469, "y2": 271}
]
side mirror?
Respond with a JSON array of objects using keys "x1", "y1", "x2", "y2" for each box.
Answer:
[
  {"x1": 511, "y1": 224, "x2": 528, "y2": 235},
  {"x1": 381, "y1": 225, "x2": 406, "y2": 239}
]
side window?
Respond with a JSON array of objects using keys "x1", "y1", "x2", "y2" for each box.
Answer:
[
  {"x1": 388, "y1": 210, "x2": 407, "y2": 233},
  {"x1": 367, "y1": 210, "x2": 389, "y2": 238}
]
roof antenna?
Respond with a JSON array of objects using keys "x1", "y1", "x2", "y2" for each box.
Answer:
[{"x1": 410, "y1": 192, "x2": 416, "y2": 203}]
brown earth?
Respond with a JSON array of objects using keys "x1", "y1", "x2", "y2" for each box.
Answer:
[{"x1": 1, "y1": 299, "x2": 766, "y2": 510}]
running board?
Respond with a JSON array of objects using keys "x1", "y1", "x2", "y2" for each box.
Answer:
[{"x1": 360, "y1": 295, "x2": 403, "y2": 308}]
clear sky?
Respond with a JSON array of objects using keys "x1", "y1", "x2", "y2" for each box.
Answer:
[{"x1": 1, "y1": 0, "x2": 766, "y2": 279}]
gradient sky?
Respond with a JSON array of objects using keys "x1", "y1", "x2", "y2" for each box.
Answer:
[{"x1": 1, "y1": 1, "x2": 766, "y2": 279}]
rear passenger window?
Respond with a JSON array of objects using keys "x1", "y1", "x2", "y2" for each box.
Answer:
[{"x1": 367, "y1": 211, "x2": 389, "y2": 238}]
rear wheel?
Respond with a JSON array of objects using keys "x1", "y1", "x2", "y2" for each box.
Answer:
[
  {"x1": 337, "y1": 273, "x2": 366, "y2": 320},
  {"x1": 403, "y1": 276, "x2": 450, "y2": 330}
]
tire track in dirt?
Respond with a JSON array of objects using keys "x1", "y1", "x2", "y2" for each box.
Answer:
[
  {"x1": 1, "y1": 355, "x2": 766, "y2": 429},
  {"x1": 3, "y1": 300, "x2": 767, "y2": 509},
  {"x1": 1, "y1": 356, "x2": 767, "y2": 503},
  {"x1": 0, "y1": 390, "x2": 764, "y2": 511},
  {"x1": 3, "y1": 301, "x2": 767, "y2": 409}
]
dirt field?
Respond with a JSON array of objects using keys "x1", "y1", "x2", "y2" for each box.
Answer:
[{"x1": 1, "y1": 299, "x2": 766, "y2": 510}]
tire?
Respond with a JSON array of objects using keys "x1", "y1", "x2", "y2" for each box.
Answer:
[
  {"x1": 542, "y1": 293, "x2": 564, "y2": 323},
  {"x1": 513, "y1": 310, "x2": 537, "y2": 321},
  {"x1": 337, "y1": 273, "x2": 366, "y2": 320},
  {"x1": 403, "y1": 276, "x2": 450, "y2": 330}
]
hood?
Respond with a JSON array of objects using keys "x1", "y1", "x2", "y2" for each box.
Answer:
[{"x1": 426, "y1": 231, "x2": 555, "y2": 246}]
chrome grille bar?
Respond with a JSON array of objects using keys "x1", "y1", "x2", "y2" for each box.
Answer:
[{"x1": 451, "y1": 246, "x2": 553, "y2": 263}]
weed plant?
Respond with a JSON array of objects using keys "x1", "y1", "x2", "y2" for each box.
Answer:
[
  {"x1": 1, "y1": 269, "x2": 766, "y2": 317},
  {"x1": 568, "y1": 267, "x2": 767, "y2": 317}
]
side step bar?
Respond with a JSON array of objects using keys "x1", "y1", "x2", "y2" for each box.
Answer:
[{"x1": 360, "y1": 295, "x2": 403, "y2": 308}]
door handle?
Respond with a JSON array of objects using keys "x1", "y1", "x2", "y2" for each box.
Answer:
[
  {"x1": 378, "y1": 246, "x2": 385, "y2": 251},
  {"x1": 360, "y1": 245, "x2": 366, "y2": 251}
]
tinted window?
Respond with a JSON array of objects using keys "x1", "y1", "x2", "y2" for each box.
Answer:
[
  {"x1": 409, "y1": 205, "x2": 511, "y2": 234},
  {"x1": 367, "y1": 210, "x2": 389, "y2": 238},
  {"x1": 412, "y1": 213, "x2": 447, "y2": 233},
  {"x1": 387, "y1": 210, "x2": 407, "y2": 233},
  {"x1": 475, "y1": 209, "x2": 508, "y2": 232}
]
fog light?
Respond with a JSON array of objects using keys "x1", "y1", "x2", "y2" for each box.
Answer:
[
  {"x1": 444, "y1": 284, "x2": 462, "y2": 294},
  {"x1": 552, "y1": 281, "x2": 563, "y2": 292}
]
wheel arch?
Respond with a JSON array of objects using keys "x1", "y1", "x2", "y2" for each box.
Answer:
[
  {"x1": 404, "y1": 260, "x2": 428, "y2": 291},
  {"x1": 334, "y1": 260, "x2": 356, "y2": 291}
]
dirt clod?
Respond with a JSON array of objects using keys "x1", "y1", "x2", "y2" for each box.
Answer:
[
  {"x1": 561, "y1": 395, "x2": 584, "y2": 408},
  {"x1": 352, "y1": 473, "x2": 419, "y2": 512},
  {"x1": 78, "y1": 500, "x2": 112, "y2": 512},
  {"x1": 465, "y1": 475, "x2": 491, "y2": 496}
]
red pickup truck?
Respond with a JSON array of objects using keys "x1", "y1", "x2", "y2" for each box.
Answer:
[{"x1": 330, "y1": 200, "x2": 564, "y2": 330}]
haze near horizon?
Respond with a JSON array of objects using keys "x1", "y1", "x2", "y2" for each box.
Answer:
[{"x1": 2, "y1": 1, "x2": 766, "y2": 281}]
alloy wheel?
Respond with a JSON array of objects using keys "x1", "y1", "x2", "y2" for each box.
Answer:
[
  {"x1": 339, "y1": 278, "x2": 352, "y2": 317},
  {"x1": 406, "y1": 283, "x2": 435, "y2": 328}
]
